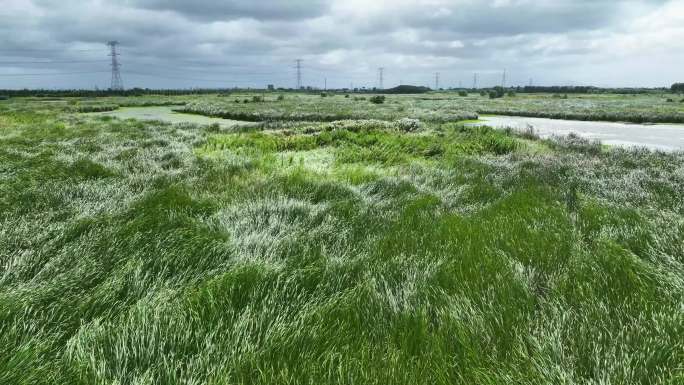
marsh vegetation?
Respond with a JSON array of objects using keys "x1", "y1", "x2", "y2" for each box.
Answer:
[{"x1": 1, "y1": 93, "x2": 683, "y2": 384}]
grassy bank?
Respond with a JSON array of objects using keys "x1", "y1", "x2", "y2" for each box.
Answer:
[
  {"x1": 1, "y1": 96, "x2": 683, "y2": 384},
  {"x1": 176, "y1": 92, "x2": 684, "y2": 124}
]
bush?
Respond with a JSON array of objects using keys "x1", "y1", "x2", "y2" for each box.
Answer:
[
  {"x1": 369, "y1": 95, "x2": 386, "y2": 104},
  {"x1": 76, "y1": 104, "x2": 119, "y2": 113},
  {"x1": 206, "y1": 123, "x2": 221, "y2": 133},
  {"x1": 507, "y1": 91, "x2": 516, "y2": 97},
  {"x1": 666, "y1": 98, "x2": 674, "y2": 103},
  {"x1": 277, "y1": 94, "x2": 285, "y2": 101},
  {"x1": 252, "y1": 96, "x2": 264, "y2": 103},
  {"x1": 396, "y1": 118, "x2": 421, "y2": 132},
  {"x1": 321, "y1": 93, "x2": 327, "y2": 97},
  {"x1": 480, "y1": 91, "x2": 487, "y2": 96},
  {"x1": 458, "y1": 91, "x2": 468, "y2": 97},
  {"x1": 549, "y1": 133, "x2": 602, "y2": 155},
  {"x1": 344, "y1": 94, "x2": 350, "y2": 98},
  {"x1": 381, "y1": 85, "x2": 430, "y2": 94}
]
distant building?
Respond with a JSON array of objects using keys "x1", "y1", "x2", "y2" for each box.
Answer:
[{"x1": 267, "y1": 84, "x2": 274, "y2": 91}]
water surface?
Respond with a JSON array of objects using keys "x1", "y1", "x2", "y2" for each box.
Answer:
[
  {"x1": 90, "y1": 106, "x2": 247, "y2": 128},
  {"x1": 477, "y1": 116, "x2": 684, "y2": 151}
]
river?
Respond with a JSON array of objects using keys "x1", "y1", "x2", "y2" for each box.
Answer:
[{"x1": 476, "y1": 116, "x2": 684, "y2": 151}]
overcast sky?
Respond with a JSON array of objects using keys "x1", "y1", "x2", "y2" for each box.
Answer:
[{"x1": 1, "y1": 0, "x2": 682, "y2": 89}]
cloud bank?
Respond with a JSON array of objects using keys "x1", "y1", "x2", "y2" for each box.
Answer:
[{"x1": 0, "y1": 0, "x2": 682, "y2": 89}]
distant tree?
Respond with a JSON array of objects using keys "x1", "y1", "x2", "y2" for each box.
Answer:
[
  {"x1": 672, "y1": 83, "x2": 684, "y2": 93},
  {"x1": 489, "y1": 86, "x2": 505, "y2": 99},
  {"x1": 369, "y1": 95, "x2": 386, "y2": 104},
  {"x1": 380, "y1": 85, "x2": 430, "y2": 94}
]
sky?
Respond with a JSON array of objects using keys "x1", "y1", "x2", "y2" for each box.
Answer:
[{"x1": 0, "y1": 0, "x2": 682, "y2": 90}]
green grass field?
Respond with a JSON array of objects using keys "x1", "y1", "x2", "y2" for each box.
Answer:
[{"x1": 1, "y1": 94, "x2": 683, "y2": 384}]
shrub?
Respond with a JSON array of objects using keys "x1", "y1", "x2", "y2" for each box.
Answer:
[
  {"x1": 344, "y1": 94, "x2": 350, "y2": 98},
  {"x1": 381, "y1": 85, "x2": 431, "y2": 94},
  {"x1": 549, "y1": 133, "x2": 602, "y2": 155},
  {"x1": 458, "y1": 91, "x2": 468, "y2": 97},
  {"x1": 76, "y1": 104, "x2": 119, "y2": 113},
  {"x1": 396, "y1": 118, "x2": 421, "y2": 132},
  {"x1": 321, "y1": 93, "x2": 327, "y2": 97},
  {"x1": 507, "y1": 91, "x2": 516, "y2": 97},
  {"x1": 666, "y1": 98, "x2": 674, "y2": 103},
  {"x1": 252, "y1": 96, "x2": 264, "y2": 103},
  {"x1": 479, "y1": 91, "x2": 487, "y2": 96},
  {"x1": 369, "y1": 95, "x2": 386, "y2": 104},
  {"x1": 493, "y1": 86, "x2": 506, "y2": 98},
  {"x1": 277, "y1": 94, "x2": 285, "y2": 101}
]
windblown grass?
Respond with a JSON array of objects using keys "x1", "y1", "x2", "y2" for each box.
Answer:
[{"x1": 1, "y1": 95, "x2": 683, "y2": 384}]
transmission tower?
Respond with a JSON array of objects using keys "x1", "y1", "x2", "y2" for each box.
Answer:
[
  {"x1": 295, "y1": 59, "x2": 302, "y2": 89},
  {"x1": 473, "y1": 73, "x2": 478, "y2": 89},
  {"x1": 435, "y1": 72, "x2": 440, "y2": 90},
  {"x1": 107, "y1": 41, "x2": 123, "y2": 91},
  {"x1": 502, "y1": 69, "x2": 507, "y2": 88},
  {"x1": 378, "y1": 67, "x2": 384, "y2": 90}
]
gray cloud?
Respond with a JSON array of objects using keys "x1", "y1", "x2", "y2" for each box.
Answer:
[
  {"x1": 0, "y1": 0, "x2": 681, "y2": 89},
  {"x1": 126, "y1": 0, "x2": 330, "y2": 21}
]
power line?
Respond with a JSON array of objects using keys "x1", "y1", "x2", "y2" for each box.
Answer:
[
  {"x1": 0, "y1": 48, "x2": 105, "y2": 53},
  {"x1": 126, "y1": 71, "x2": 291, "y2": 84},
  {"x1": 0, "y1": 71, "x2": 108, "y2": 77},
  {"x1": 124, "y1": 60, "x2": 285, "y2": 76},
  {"x1": 107, "y1": 41, "x2": 123, "y2": 91},
  {"x1": 0, "y1": 59, "x2": 109, "y2": 65}
]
